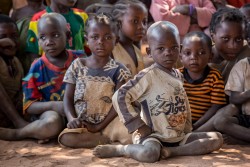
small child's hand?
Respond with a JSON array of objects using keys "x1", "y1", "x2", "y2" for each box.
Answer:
[
  {"x1": 67, "y1": 118, "x2": 82, "y2": 129},
  {"x1": 172, "y1": 5, "x2": 190, "y2": 15},
  {"x1": 0, "y1": 38, "x2": 16, "y2": 48},
  {"x1": 82, "y1": 121, "x2": 99, "y2": 133},
  {"x1": 136, "y1": 124, "x2": 152, "y2": 139}
]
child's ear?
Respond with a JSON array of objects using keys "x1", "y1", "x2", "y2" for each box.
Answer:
[
  {"x1": 146, "y1": 47, "x2": 152, "y2": 57},
  {"x1": 115, "y1": 36, "x2": 120, "y2": 44},
  {"x1": 84, "y1": 34, "x2": 88, "y2": 43}
]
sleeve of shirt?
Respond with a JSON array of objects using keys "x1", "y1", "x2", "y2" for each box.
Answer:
[
  {"x1": 112, "y1": 70, "x2": 151, "y2": 133},
  {"x1": 225, "y1": 59, "x2": 246, "y2": 96},
  {"x1": 63, "y1": 59, "x2": 77, "y2": 84},
  {"x1": 22, "y1": 59, "x2": 43, "y2": 113},
  {"x1": 196, "y1": 0, "x2": 216, "y2": 28},
  {"x1": 150, "y1": 0, "x2": 190, "y2": 35},
  {"x1": 211, "y1": 70, "x2": 227, "y2": 105},
  {"x1": 114, "y1": 63, "x2": 132, "y2": 84},
  {"x1": 25, "y1": 20, "x2": 40, "y2": 55}
]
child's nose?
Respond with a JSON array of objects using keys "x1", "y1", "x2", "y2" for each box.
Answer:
[
  {"x1": 227, "y1": 40, "x2": 237, "y2": 49},
  {"x1": 45, "y1": 38, "x2": 54, "y2": 46}
]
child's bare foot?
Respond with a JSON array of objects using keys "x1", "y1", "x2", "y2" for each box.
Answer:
[
  {"x1": 93, "y1": 144, "x2": 125, "y2": 158},
  {"x1": 161, "y1": 147, "x2": 172, "y2": 159}
]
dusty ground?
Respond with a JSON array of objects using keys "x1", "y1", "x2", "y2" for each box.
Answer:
[{"x1": 0, "y1": 139, "x2": 249, "y2": 167}]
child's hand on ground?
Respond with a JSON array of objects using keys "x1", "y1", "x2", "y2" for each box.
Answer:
[
  {"x1": 136, "y1": 124, "x2": 152, "y2": 139},
  {"x1": 67, "y1": 118, "x2": 82, "y2": 129}
]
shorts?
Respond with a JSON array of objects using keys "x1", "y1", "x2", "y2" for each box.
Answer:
[
  {"x1": 132, "y1": 132, "x2": 192, "y2": 147},
  {"x1": 235, "y1": 114, "x2": 250, "y2": 128}
]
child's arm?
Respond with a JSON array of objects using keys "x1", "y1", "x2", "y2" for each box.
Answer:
[
  {"x1": 64, "y1": 83, "x2": 82, "y2": 129},
  {"x1": 192, "y1": 104, "x2": 223, "y2": 130},
  {"x1": 26, "y1": 101, "x2": 64, "y2": 116},
  {"x1": 230, "y1": 90, "x2": 250, "y2": 105}
]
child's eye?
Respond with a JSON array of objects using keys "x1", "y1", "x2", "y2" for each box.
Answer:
[
  {"x1": 54, "y1": 33, "x2": 60, "y2": 38},
  {"x1": 157, "y1": 47, "x2": 165, "y2": 51},
  {"x1": 142, "y1": 19, "x2": 147, "y2": 26},
  {"x1": 91, "y1": 36, "x2": 98, "y2": 40},
  {"x1": 183, "y1": 50, "x2": 191, "y2": 56},
  {"x1": 198, "y1": 50, "x2": 206, "y2": 55},
  {"x1": 39, "y1": 36, "x2": 46, "y2": 40},
  {"x1": 133, "y1": 19, "x2": 138, "y2": 24},
  {"x1": 235, "y1": 38, "x2": 243, "y2": 42},
  {"x1": 221, "y1": 37, "x2": 229, "y2": 41},
  {"x1": 105, "y1": 35, "x2": 112, "y2": 40}
]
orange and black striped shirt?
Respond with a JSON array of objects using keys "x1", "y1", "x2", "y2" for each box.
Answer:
[{"x1": 179, "y1": 66, "x2": 227, "y2": 122}]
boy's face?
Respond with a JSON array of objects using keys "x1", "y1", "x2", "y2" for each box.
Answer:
[
  {"x1": 38, "y1": 20, "x2": 67, "y2": 57},
  {"x1": 180, "y1": 36, "x2": 212, "y2": 74},
  {"x1": 120, "y1": 4, "x2": 147, "y2": 42},
  {"x1": 211, "y1": 21, "x2": 244, "y2": 61},
  {"x1": 0, "y1": 23, "x2": 19, "y2": 57},
  {"x1": 52, "y1": 0, "x2": 77, "y2": 8},
  {"x1": 86, "y1": 22, "x2": 117, "y2": 57},
  {"x1": 147, "y1": 31, "x2": 179, "y2": 71}
]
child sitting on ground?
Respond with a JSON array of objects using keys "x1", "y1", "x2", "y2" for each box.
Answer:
[
  {"x1": 93, "y1": 21, "x2": 223, "y2": 163},
  {"x1": 0, "y1": 13, "x2": 82, "y2": 142},
  {"x1": 213, "y1": 57, "x2": 250, "y2": 144},
  {"x1": 179, "y1": 31, "x2": 227, "y2": 131},
  {"x1": 209, "y1": 7, "x2": 250, "y2": 83},
  {"x1": 58, "y1": 14, "x2": 132, "y2": 148},
  {"x1": 0, "y1": 14, "x2": 28, "y2": 128},
  {"x1": 26, "y1": 0, "x2": 88, "y2": 61},
  {"x1": 111, "y1": 0, "x2": 147, "y2": 77}
]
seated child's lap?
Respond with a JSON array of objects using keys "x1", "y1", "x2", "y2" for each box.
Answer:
[
  {"x1": 132, "y1": 132, "x2": 192, "y2": 147},
  {"x1": 234, "y1": 113, "x2": 250, "y2": 128},
  {"x1": 58, "y1": 117, "x2": 132, "y2": 145}
]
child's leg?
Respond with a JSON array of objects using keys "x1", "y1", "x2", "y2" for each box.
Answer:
[
  {"x1": 0, "y1": 83, "x2": 28, "y2": 128},
  {"x1": 93, "y1": 141, "x2": 161, "y2": 163},
  {"x1": 214, "y1": 104, "x2": 250, "y2": 142},
  {"x1": 59, "y1": 130, "x2": 111, "y2": 148},
  {"x1": 161, "y1": 132, "x2": 223, "y2": 158},
  {"x1": 0, "y1": 110, "x2": 63, "y2": 140}
]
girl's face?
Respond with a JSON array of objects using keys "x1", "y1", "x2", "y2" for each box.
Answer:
[
  {"x1": 120, "y1": 4, "x2": 148, "y2": 42},
  {"x1": 180, "y1": 37, "x2": 212, "y2": 74},
  {"x1": 147, "y1": 31, "x2": 179, "y2": 71},
  {"x1": 86, "y1": 22, "x2": 117, "y2": 58},
  {"x1": 211, "y1": 21, "x2": 245, "y2": 61},
  {"x1": 0, "y1": 23, "x2": 19, "y2": 57}
]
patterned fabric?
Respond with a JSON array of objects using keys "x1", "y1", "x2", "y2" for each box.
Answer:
[
  {"x1": 26, "y1": 7, "x2": 88, "y2": 55},
  {"x1": 112, "y1": 43, "x2": 144, "y2": 77},
  {"x1": 225, "y1": 58, "x2": 250, "y2": 115},
  {"x1": 22, "y1": 50, "x2": 80, "y2": 113},
  {"x1": 63, "y1": 58, "x2": 131, "y2": 124},
  {"x1": 113, "y1": 64, "x2": 192, "y2": 143},
  {"x1": 179, "y1": 66, "x2": 227, "y2": 122}
]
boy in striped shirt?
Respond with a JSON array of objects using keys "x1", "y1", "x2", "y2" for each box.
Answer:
[{"x1": 179, "y1": 31, "x2": 227, "y2": 131}]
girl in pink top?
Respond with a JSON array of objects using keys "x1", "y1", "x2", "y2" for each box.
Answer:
[{"x1": 150, "y1": 0, "x2": 216, "y2": 39}]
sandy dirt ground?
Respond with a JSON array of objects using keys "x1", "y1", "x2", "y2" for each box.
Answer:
[{"x1": 0, "y1": 139, "x2": 249, "y2": 167}]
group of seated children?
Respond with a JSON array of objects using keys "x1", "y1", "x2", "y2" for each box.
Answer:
[{"x1": 0, "y1": 0, "x2": 250, "y2": 163}]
